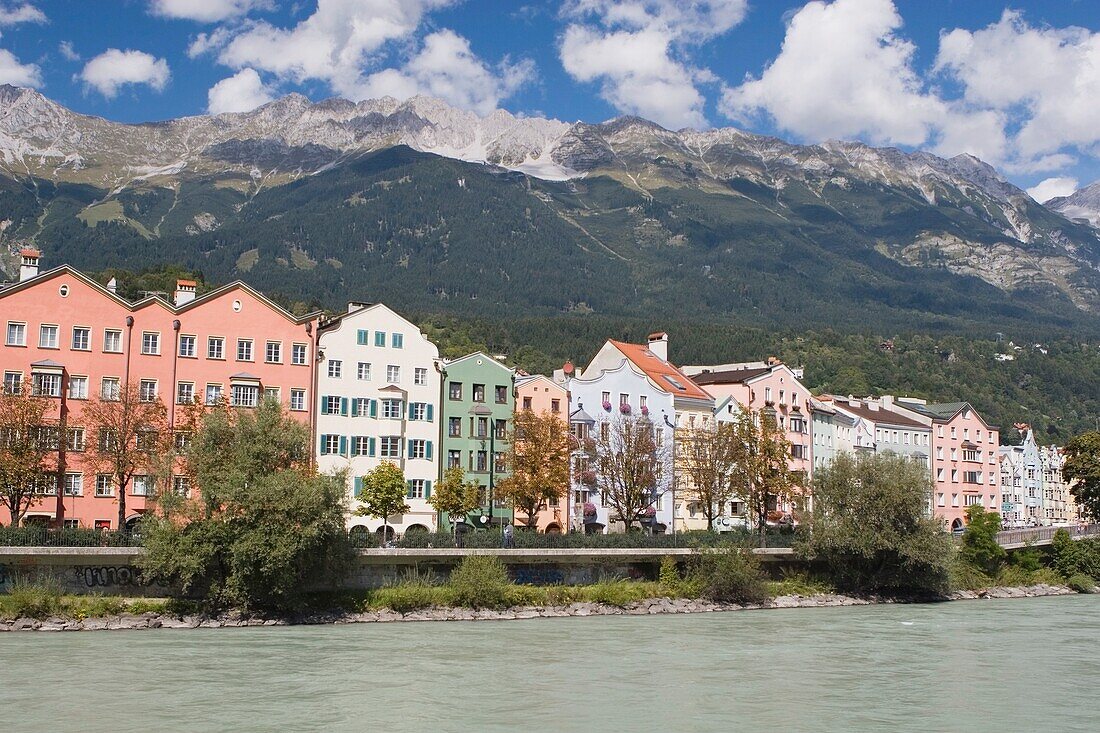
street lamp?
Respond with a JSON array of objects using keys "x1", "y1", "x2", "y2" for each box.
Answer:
[{"x1": 469, "y1": 404, "x2": 497, "y2": 532}]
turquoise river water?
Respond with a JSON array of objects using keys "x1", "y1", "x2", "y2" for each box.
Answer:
[{"x1": 1, "y1": 596, "x2": 1098, "y2": 733}]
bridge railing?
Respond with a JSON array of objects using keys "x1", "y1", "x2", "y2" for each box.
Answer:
[{"x1": 994, "y1": 524, "x2": 1100, "y2": 547}]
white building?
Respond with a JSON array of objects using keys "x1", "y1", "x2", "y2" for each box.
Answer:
[{"x1": 315, "y1": 303, "x2": 441, "y2": 537}]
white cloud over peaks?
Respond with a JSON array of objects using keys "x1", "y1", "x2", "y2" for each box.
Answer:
[
  {"x1": 1026, "y1": 176, "x2": 1078, "y2": 204},
  {"x1": 79, "y1": 49, "x2": 170, "y2": 98},
  {"x1": 560, "y1": 1, "x2": 748, "y2": 130},
  {"x1": 58, "y1": 40, "x2": 80, "y2": 61},
  {"x1": 150, "y1": 0, "x2": 270, "y2": 23},
  {"x1": 207, "y1": 67, "x2": 274, "y2": 113},
  {"x1": 0, "y1": 2, "x2": 46, "y2": 26},
  {"x1": 936, "y1": 10, "x2": 1100, "y2": 164},
  {"x1": 357, "y1": 30, "x2": 534, "y2": 116},
  {"x1": 0, "y1": 47, "x2": 41, "y2": 86}
]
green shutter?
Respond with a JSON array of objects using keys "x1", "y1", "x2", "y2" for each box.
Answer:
[
  {"x1": 350, "y1": 399, "x2": 360, "y2": 417},
  {"x1": 426, "y1": 441, "x2": 433, "y2": 460},
  {"x1": 369, "y1": 399, "x2": 378, "y2": 418},
  {"x1": 424, "y1": 480, "x2": 431, "y2": 499},
  {"x1": 375, "y1": 331, "x2": 385, "y2": 347},
  {"x1": 353, "y1": 476, "x2": 363, "y2": 498},
  {"x1": 426, "y1": 404, "x2": 434, "y2": 422},
  {"x1": 406, "y1": 480, "x2": 415, "y2": 499},
  {"x1": 320, "y1": 435, "x2": 329, "y2": 455},
  {"x1": 409, "y1": 402, "x2": 417, "y2": 420},
  {"x1": 338, "y1": 436, "x2": 348, "y2": 456},
  {"x1": 340, "y1": 397, "x2": 349, "y2": 416},
  {"x1": 408, "y1": 440, "x2": 415, "y2": 459},
  {"x1": 368, "y1": 437, "x2": 376, "y2": 457}
]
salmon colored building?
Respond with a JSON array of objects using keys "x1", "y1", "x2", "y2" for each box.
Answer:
[
  {"x1": 513, "y1": 373, "x2": 570, "y2": 533},
  {"x1": 0, "y1": 253, "x2": 320, "y2": 529}
]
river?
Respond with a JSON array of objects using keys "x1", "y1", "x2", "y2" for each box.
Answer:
[{"x1": 2, "y1": 596, "x2": 1097, "y2": 733}]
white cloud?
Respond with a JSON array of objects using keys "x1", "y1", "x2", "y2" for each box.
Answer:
[
  {"x1": 187, "y1": 27, "x2": 234, "y2": 58},
  {"x1": 1026, "y1": 176, "x2": 1078, "y2": 204},
  {"x1": 79, "y1": 49, "x2": 170, "y2": 98},
  {"x1": 150, "y1": 0, "x2": 270, "y2": 23},
  {"x1": 0, "y1": 2, "x2": 45, "y2": 25},
  {"x1": 207, "y1": 67, "x2": 274, "y2": 113},
  {"x1": 560, "y1": 0, "x2": 747, "y2": 129},
  {"x1": 0, "y1": 47, "x2": 41, "y2": 86},
  {"x1": 357, "y1": 30, "x2": 533, "y2": 115},
  {"x1": 58, "y1": 40, "x2": 79, "y2": 61}
]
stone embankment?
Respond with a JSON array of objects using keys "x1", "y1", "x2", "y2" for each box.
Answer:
[{"x1": 0, "y1": 584, "x2": 1081, "y2": 632}]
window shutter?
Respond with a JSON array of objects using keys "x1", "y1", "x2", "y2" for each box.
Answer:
[
  {"x1": 409, "y1": 402, "x2": 417, "y2": 420},
  {"x1": 424, "y1": 480, "x2": 432, "y2": 499},
  {"x1": 320, "y1": 435, "x2": 329, "y2": 455},
  {"x1": 408, "y1": 440, "x2": 416, "y2": 459},
  {"x1": 340, "y1": 397, "x2": 349, "y2": 416},
  {"x1": 368, "y1": 437, "x2": 376, "y2": 457},
  {"x1": 406, "y1": 480, "x2": 415, "y2": 499},
  {"x1": 426, "y1": 404, "x2": 434, "y2": 422},
  {"x1": 369, "y1": 399, "x2": 378, "y2": 418},
  {"x1": 350, "y1": 399, "x2": 360, "y2": 418},
  {"x1": 339, "y1": 436, "x2": 348, "y2": 456},
  {"x1": 353, "y1": 476, "x2": 363, "y2": 498},
  {"x1": 426, "y1": 441, "x2": 433, "y2": 460}
]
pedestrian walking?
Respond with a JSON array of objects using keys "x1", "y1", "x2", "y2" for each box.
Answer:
[{"x1": 503, "y1": 522, "x2": 514, "y2": 548}]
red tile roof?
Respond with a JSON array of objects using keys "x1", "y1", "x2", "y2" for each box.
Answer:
[{"x1": 608, "y1": 340, "x2": 711, "y2": 400}]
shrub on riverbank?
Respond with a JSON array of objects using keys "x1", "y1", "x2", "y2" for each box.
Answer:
[
  {"x1": 449, "y1": 556, "x2": 511, "y2": 608},
  {"x1": 1066, "y1": 574, "x2": 1096, "y2": 593},
  {"x1": 692, "y1": 546, "x2": 772, "y2": 605}
]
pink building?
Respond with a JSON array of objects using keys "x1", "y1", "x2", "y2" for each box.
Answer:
[
  {"x1": 513, "y1": 374, "x2": 569, "y2": 533},
  {"x1": 685, "y1": 359, "x2": 814, "y2": 486},
  {"x1": 0, "y1": 254, "x2": 320, "y2": 529},
  {"x1": 895, "y1": 400, "x2": 1000, "y2": 530}
]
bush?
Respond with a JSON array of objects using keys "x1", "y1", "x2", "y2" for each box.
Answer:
[
  {"x1": 584, "y1": 578, "x2": 650, "y2": 606},
  {"x1": 658, "y1": 555, "x2": 681, "y2": 594},
  {"x1": 771, "y1": 569, "x2": 835, "y2": 597},
  {"x1": 1067, "y1": 574, "x2": 1096, "y2": 593},
  {"x1": 1, "y1": 576, "x2": 63, "y2": 619},
  {"x1": 949, "y1": 558, "x2": 993, "y2": 591},
  {"x1": 958, "y1": 506, "x2": 1006, "y2": 575},
  {"x1": 448, "y1": 555, "x2": 511, "y2": 608},
  {"x1": 694, "y1": 547, "x2": 771, "y2": 605}
]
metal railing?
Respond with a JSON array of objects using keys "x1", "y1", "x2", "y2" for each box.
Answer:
[
  {"x1": 0, "y1": 527, "x2": 143, "y2": 547},
  {"x1": 994, "y1": 524, "x2": 1100, "y2": 547}
]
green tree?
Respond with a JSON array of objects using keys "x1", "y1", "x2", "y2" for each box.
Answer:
[
  {"x1": 0, "y1": 385, "x2": 53, "y2": 527},
  {"x1": 430, "y1": 466, "x2": 481, "y2": 536},
  {"x1": 1064, "y1": 431, "x2": 1100, "y2": 521},
  {"x1": 677, "y1": 421, "x2": 746, "y2": 530},
  {"x1": 142, "y1": 400, "x2": 350, "y2": 611},
  {"x1": 958, "y1": 504, "x2": 1006, "y2": 575},
  {"x1": 802, "y1": 452, "x2": 953, "y2": 595},
  {"x1": 355, "y1": 462, "x2": 409, "y2": 543},
  {"x1": 734, "y1": 408, "x2": 797, "y2": 544}
]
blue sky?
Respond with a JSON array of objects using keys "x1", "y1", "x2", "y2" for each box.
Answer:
[{"x1": 1, "y1": 1, "x2": 1099, "y2": 198}]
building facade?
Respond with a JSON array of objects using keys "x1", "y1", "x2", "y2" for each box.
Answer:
[
  {"x1": 315, "y1": 303, "x2": 442, "y2": 537},
  {"x1": 440, "y1": 352, "x2": 515, "y2": 531},
  {"x1": 999, "y1": 426, "x2": 1044, "y2": 526},
  {"x1": 0, "y1": 255, "x2": 319, "y2": 529},
  {"x1": 514, "y1": 374, "x2": 570, "y2": 533}
]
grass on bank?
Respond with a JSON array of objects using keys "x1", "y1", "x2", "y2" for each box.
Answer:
[{"x1": 0, "y1": 576, "x2": 199, "y2": 620}]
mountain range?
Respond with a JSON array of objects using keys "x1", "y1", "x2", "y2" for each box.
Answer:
[{"x1": 1, "y1": 84, "x2": 1099, "y2": 335}]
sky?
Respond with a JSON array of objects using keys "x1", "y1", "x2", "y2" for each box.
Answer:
[{"x1": 1, "y1": 0, "x2": 1099, "y2": 199}]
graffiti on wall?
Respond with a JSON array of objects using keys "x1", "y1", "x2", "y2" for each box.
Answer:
[
  {"x1": 72, "y1": 566, "x2": 169, "y2": 589},
  {"x1": 509, "y1": 565, "x2": 566, "y2": 586}
]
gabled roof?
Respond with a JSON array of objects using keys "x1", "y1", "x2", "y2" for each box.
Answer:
[
  {"x1": 827, "y1": 398, "x2": 930, "y2": 430},
  {"x1": 442, "y1": 351, "x2": 515, "y2": 374},
  {"x1": 691, "y1": 366, "x2": 771, "y2": 385},
  {"x1": 895, "y1": 399, "x2": 998, "y2": 430},
  {"x1": 607, "y1": 340, "x2": 710, "y2": 401}
]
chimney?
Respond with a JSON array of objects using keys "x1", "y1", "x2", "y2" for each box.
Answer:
[
  {"x1": 766, "y1": 355, "x2": 780, "y2": 366},
  {"x1": 647, "y1": 331, "x2": 668, "y2": 361},
  {"x1": 347, "y1": 301, "x2": 371, "y2": 313},
  {"x1": 174, "y1": 279, "x2": 197, "y2": 306},
  {"x1": 18, "y1": 248, "x2": 39, "y2": 282},
  {"x1": 106, "y1": 277, "x2": 118, "y2": 294}
]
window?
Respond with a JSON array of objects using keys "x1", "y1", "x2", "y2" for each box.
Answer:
[
  {"x1": 357, "y1": 362, "x2": 372, "y2": 381},
  {"x1": 322, "y1": 396, "x2": 342, "y2": 415},
  {"x1": 320, "y1": 435, "x2": 341, "y2": 455},
  {"x1": 495, "y1": 386, "x2": 508, "y2": 404},
  {"x1": 6, "y1": 322, "x2": 26, "y2": 346},
  {"x1": 475, "y1": 417, "x2": 488, "y2": 438},
  {"x1": 409, "y1": 439, "x2": 427, "y2": 459},
  {"x1": 449, "y1": 382, "x2": 462, "y2": 400},
  {"x1": 449, "y1": 417, "x2": 462, "y2": 437},
  {"x1": 3, "y1": 371, "x2": 22, "y2": 394},
  {"x1": 375, "y1": 331, "x2": 386, "y2": 347},
  {"x1": 964, "y1": 494, "x2": 983, "y2": 506},
  {"x1": 95, "y1": 475, "x2": 114, "y2": 497},
  {"x1": 392, "y1": 333, "x2": 404, "y2": 348},
  {"x1": 791, "y1": 444, "x2": 807, "y2": 460},
  {"x1": 32, "y1": 372, "x2": 61, "y2": 397},
  {"x1": 71, "y1": 327, "x2": 91, "y2": 351},
  {"x1": 173, "y1": 475, "x2": 191, "y2": 498},
  {"x1": 132, "y1": 475, "x2": 153, "y2": 497},
  {"x1": 205, "y1": 383, "x2": 223, "y2": 405},
  {"x1": 292, "y1": 343, "x2": 308, "y2": 365},
  {"x1": 207, "y1": 336, "x2": 225, "y2": 359},
  {"x1": 265, "y1": 341, "x2": 282, "y2": 363},
  {"x1": 236, "y1": 339, "x2": 253, "y2": 362},
  {"x1": 963, "y1": 471, "x2": 982, "y2": 485},
  {"x1": 37, "y1": 324, "x2": 58, "y2": 349},
  {"x1": 951, "y1": 469, "x2": 959, "y2": 483},
  {"x1": 410, "y1": 402, "x2": 427, "y2": 421},
  {"x1": 522, "y1": 396, "x2": 533, "y2": 410},
  {"x1": 139, "y1": 379, "x2": 157, "y2": 402},
  {"x1": 495, "y1": 419, "x2": 507, "y2": 440},
  {"x1": 356, "y1": 329, "x2": 369, "y2": 346},
  {"x1": 551, "y1": 398, "x2": 561, "y2": 414},
  {"x1": 469, "y1": 383, "x2": 485, "y2": 403},
  {"x1": 67, "y1": 428, "x2": 85, "y2": 452},
  {"x1": 63, "y1": 473, "x2": 83, "y2": 497},
  {"x1": 447, "y1": 450, "x2": 461, "y2": 469},
  {"x1": 963, "y1": 449, "x2": 980, "y2": 462},
  {"x1": 103, "y1": 329, "x2": 122, "y2": 353},
  {"x1": 386, "y1": 365, "x2": 400, "y2": 383},
  {"x1": 382, "y1": 399, "x2": 403, "y2": 419},
  {"x1": 101, "y1": 377, "x2": 121, "y2": 401},
  {"x1": 937, "y1": 468, "x2": 945, "y2": 482},
  {"x1": 141, "y1": 331, "x2": 159, "y2": 355},
  {"x1": 351, "y1": 397, "x2": 371, "y2": 417},
  {"x1": 178, "y1": 335, "x2": 196, "y2": 358},
  {"x1": 475, "y1": 450, "x2": 488, "y2": 472},
  {"x1": 231, "y1": 384, "x2": 259, "y2": 407},
  {"x1": 290, "y1": 389, "x2": 306, "y2": 412},
  {"x1": 173, "y1": 431, "x2": 191, "y2": 450},
  {"x1": 264, "y1": 387, "x2": 280, "y2": 402},
  {"x1": 407, "y1": 479, "x2": 427, "y2": 499},
  {"x1": 414, "y1": 367, "x2": 427, "y2": 386},
  {"x1": 68, "y1": 376, "x2": 88, "y2": 400},
  {"x1": 937, "y1": 493, "x2": 945, "y2": 507},
  {"x1": 176, "y1": 382, "x2": 195, "y2": 404},
  {"x1": 380, "y1": 436, "x2": 401, "y2": 458},
  {"x1": 951, "y1": 427, "x2": 957, "y2": 439},
  {"x1": 328, "y1": 360, "x2": 343, "y2": 378}
]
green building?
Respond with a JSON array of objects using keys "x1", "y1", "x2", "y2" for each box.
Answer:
[{"x1": 440, "y1": 352, "x2": 515, "y2": 531}]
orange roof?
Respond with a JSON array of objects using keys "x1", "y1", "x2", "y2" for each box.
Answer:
[
  {"x1": 175, "y1": 279, "x2": 197, "y2": 288},
  {"x1": 608, "y1": 340, "x2": 711, "y2": 400},
  {"x1": 19, "y1": 248, "x2": 40, "y2": 257}
]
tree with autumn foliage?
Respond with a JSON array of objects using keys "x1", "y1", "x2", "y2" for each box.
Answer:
[
  {"x1": 497, "y1": 410, "x2": 571, "y2": 530},
  {"x1": 0, "y1": 385, "x2": 54, "y2": 527},
  {"x1": 729, "y1": 407, "x2": 797, "y2": 544},
  {"x1": 676, "y1": 419, "x2": 749, "y2": 531},
  {"x1": 82, "y1": 381, "x2": 169, "y2": 530},
  {"x1": 591, "y1": 414, "x2": 671, "y2": 532},
  {"x1": 430, "y1": 466, "x2": 482, "y2": 536}
]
